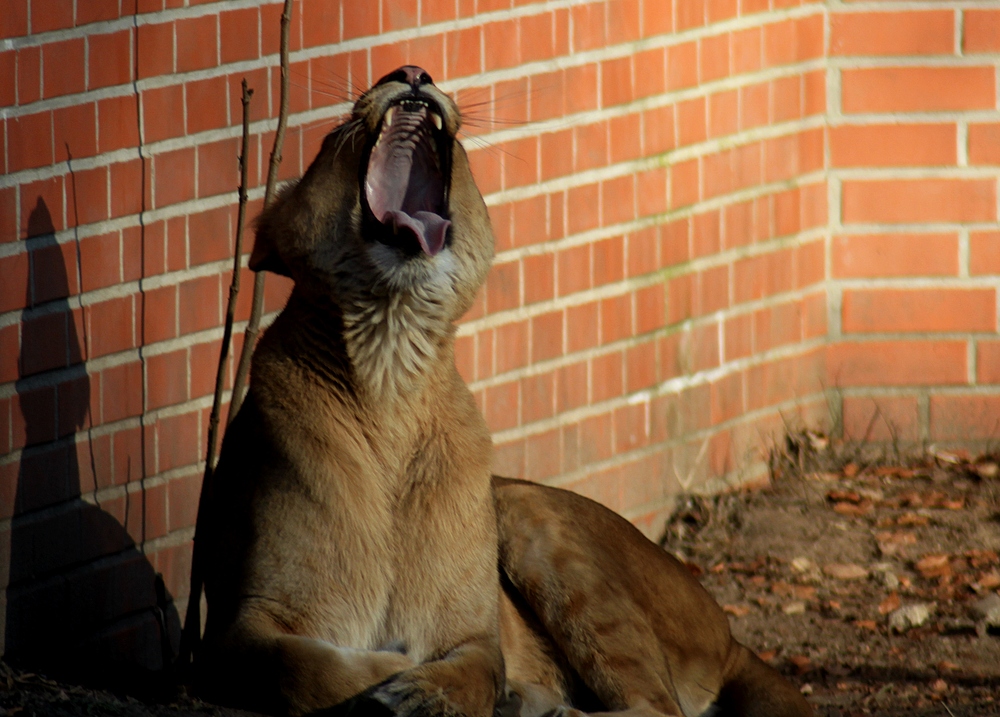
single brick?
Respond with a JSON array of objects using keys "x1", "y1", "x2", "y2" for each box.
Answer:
[
  {"x1": 831, "y1": 11, "x2": 954, "y2": 56},
  {"x1": 176, "y1": 14, "x2": 218, "y2": 73},
  {"x1": 964, "y1": 9, "x2": 1000, "y2": 53},
  {"x1": 842, "y1": 288, "x2": 996, "y2": 334},
  {"x1": 828, "y1": 340, "x2": 967, "y2": 386},
  {"x1": 969, "y1": 123, "x2": 1000, "y2": 165},
  {"x1": 830, "y1": 123, "x2": 956, "y2": 167},
  {"x1": 842, "y1": 66, "x2": 995, "y2": 113},
  {"x1": 146, "y1": 349, "x2": 188, "y2": 410},
  {"x1": 842, "y1": 395, "x2": 921, "y2": 442},
  {"x1": 832, "y1": 233, "x2": 959, "y2": 277},
  {"x1": 88, "y1": 30, "x2": 132, "y2": 89},
  {"x1": 929, "y1": 394, "x2": 1000, "y2": 441},
  {"x1": 842, "y1": 178, "x2": 996, "y2": 224}
]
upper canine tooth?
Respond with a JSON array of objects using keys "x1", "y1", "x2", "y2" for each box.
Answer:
[
  {"x1": 431, "y1": 112, "x2": 442, "y2": 131},
  {"x1": 384, "y1": 106, "x2": 395, "y2": 127}
]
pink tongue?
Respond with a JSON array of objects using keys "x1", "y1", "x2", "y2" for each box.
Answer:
[
  {"x1": 365, "y1": 107, "x2": 449, "y2": 256},
  {"x1": 382, "y1": 210, "x2": 450, "y2": 256}
]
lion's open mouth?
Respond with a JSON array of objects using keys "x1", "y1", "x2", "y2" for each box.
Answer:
[{"x1": 364, "y1": 97, "x2": 451, "y2": 257}]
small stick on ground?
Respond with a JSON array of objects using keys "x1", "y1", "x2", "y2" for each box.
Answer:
[
  {"x1": 177, "y1": 79, "x2": 254, "y2": 670},
  {"x1": 228, "y1": 0, "x2": 293, "y2": 423}
]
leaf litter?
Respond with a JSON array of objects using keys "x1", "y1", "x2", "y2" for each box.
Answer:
[{"x1": 663, "y1": 430, "x2": 1000, "y2": 716}]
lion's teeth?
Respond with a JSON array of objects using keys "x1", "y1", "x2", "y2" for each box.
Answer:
[
  {"x1": 431, "y1": 112, "x2": 442, "y2": 131},
  {"x1": 385, "y1": 106, "x2": 395, "y2": 127}
]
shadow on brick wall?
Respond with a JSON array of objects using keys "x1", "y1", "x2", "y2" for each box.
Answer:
[{"x1": 3, "y1": 197, "x2": 181, "y2": 690}]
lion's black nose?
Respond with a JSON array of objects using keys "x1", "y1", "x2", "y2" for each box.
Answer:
[{"x1": 376, "y1": 65, "x2": 434, "y2": 89}]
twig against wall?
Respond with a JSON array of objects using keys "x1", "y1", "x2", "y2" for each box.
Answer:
[
  {"x1": 210, "y1": 80, "x2": 253, "y2": 475},
  {"x1": 176, "y1": 79, "x2": 254, "y2": 670},
  {"x1": 229, "y1": 0, "x2": 293, "y2": 423},
  {"x1": 177, "y1": 0, "x2": 293, "y2": 671}
]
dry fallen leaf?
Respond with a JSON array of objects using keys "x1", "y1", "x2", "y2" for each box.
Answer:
[
  {"x1": 791, "y1": 556, "x2": 817, "y2": 573},
  {"x1": 722, "y1": 604, "x2": 751, "y2": 617},
  {"x1": 915, "y1": 554, "x2": 952, "y2": 579},
  {"x1": 833, "y1": 500, "x2": 873, "y2": 516},
  {"x1": 879, "y1": 591, "x2": 902, "y2": 615},
  {"x1": 853, "y1": 619, "x2": 878, "y2": 631},
  {"x1": 824, "y1": 563, "x2": 869, "y2": 580},
  {"x1": 771, "y1": 581, "x2": 795, "y2": 596},
  {"x1": 973, "y1": 461, "x2": 998, "y2": 479},
  {"x1": 792, "y1": 585, "x2": 817, "y2": 600},
  {"x1": 896, "y1": 491, "x2": 924, "y2": 508},
  {"x1": 976, "y1": 572, "x2": 1000, "y2": 591},
  {"x1": 789, "y1": 654, "x2": 811, "y2": 674},
  {"x1": 897, "y1": 512, "x2": 930, "y2": 527},
  {"x1": 757, "y1": 649, "x2": 777, "y2": 662},
  {"x1": 806, "y1": 431, "x2": 828, "y2": 451},
  {"x1": 843, "y1": 463, "x2": 859, "y2": 477},
  {"x1": 930, "y1": 678, "x2": 949, "y2": 693},
  {"x1": 876, "y1": 530, "x2": 918, "y2": 556},
  {"x1": 967, "y1": 549, "x2": 1000, "y2": 568},
  {"x1": 931, "y1": 448, "x2": 964, "y2": 465},
  {"x1": 937, "y1": 660, "x2": 959, "y2": 672},
  {"x1": 782, "y1": 601, "x2": 807, "y2": 615},
  {"x1": 828, "y1": 490, "x2": 862, "y2": 503}
]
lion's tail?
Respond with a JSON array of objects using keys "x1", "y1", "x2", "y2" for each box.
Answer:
[{"x1": 713, "y1": 643, "x2": 813, "y2": 717}]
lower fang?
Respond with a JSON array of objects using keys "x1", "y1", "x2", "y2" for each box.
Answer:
[{"x1": 431, "y1": 112, "x2": 442, "y2": 130}]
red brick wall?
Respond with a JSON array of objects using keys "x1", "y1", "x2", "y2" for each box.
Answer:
[
  {"x1": 827, "y1": 7, "x2": 1000, "y2": 448},
  {"x1": 0, "y1": 0, "x2": 998, "y2": 672}
]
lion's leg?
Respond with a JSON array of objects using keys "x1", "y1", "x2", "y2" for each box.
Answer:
[
  {"x1": 201, "y1": 628, "x2": 416, "y2": 716},
  {"x1": 360, "y1": 637, "x2": 503, "y2": 717},
  {"x1": 271, "y1": 634, "x2": 418, "y2": 715}
]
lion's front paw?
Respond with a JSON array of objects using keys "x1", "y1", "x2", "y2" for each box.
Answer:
[
  {"x1": 312, "y1": 676, "x2": 449, "y2": 717},
  {"x1": 370, "y1": 676, "x2": 458, "y2": 717}
]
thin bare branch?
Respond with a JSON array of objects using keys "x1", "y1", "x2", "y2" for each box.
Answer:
[
  {"x1": 177, "y1": 79, "x2": 254, "y2": 669},
  {"x1": 229, "y1": 0, "x2": 293, "y2": 423},
  {"x1": 227, "y1": 0, "x2": 292, "y2": 424}
]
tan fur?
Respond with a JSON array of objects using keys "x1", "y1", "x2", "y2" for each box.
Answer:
[
  {"x1": 196, "y1": 69, "x2": 502, "y2": 717},
  {"x1": 494, "y1": 477, "x2": 813, "y2": 717},
  {"x1": 196, "y1": 68, "x2": 811, "y2": 717}
]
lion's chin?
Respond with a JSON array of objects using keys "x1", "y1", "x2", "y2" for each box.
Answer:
[{"x1": 365, "y1": 98, "x2": 451, "y2": 257}]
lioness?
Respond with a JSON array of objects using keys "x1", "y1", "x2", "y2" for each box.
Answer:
[
  {"x1": 195, "y1": 66, "x2": 812, "y2": 717},
  {"x1": 197, "y1": 66, "x2": 501, "y2": 717}
]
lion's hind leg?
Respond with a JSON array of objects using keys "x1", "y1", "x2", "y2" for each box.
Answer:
[
  {"x1": 713, "y1": 643, "x2": 812, "y2": 717},
  {"x1": 495, "y1": 480, "x2": 713, "y2": 717}
]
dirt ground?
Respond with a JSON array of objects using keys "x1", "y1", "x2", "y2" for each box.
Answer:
[
  {"x1": 2, "y1": 432, "x2": 999, "y2": 717},
  {"x1": 664, "y1": 431, "x2": 1000, "y2": 717}
]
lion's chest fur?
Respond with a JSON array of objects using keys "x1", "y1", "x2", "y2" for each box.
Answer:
[{"x1": 219, "y1": 318, "x2": 496, "y2": 661}]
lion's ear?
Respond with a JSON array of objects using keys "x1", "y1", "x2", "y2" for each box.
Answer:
[{"x1": 249, "y1": 225, "x2": 292, "y2": 277}]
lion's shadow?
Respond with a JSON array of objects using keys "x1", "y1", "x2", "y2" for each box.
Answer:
[{"x1": 3, "y1": 197, "x2": 180, "y2": 692}]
